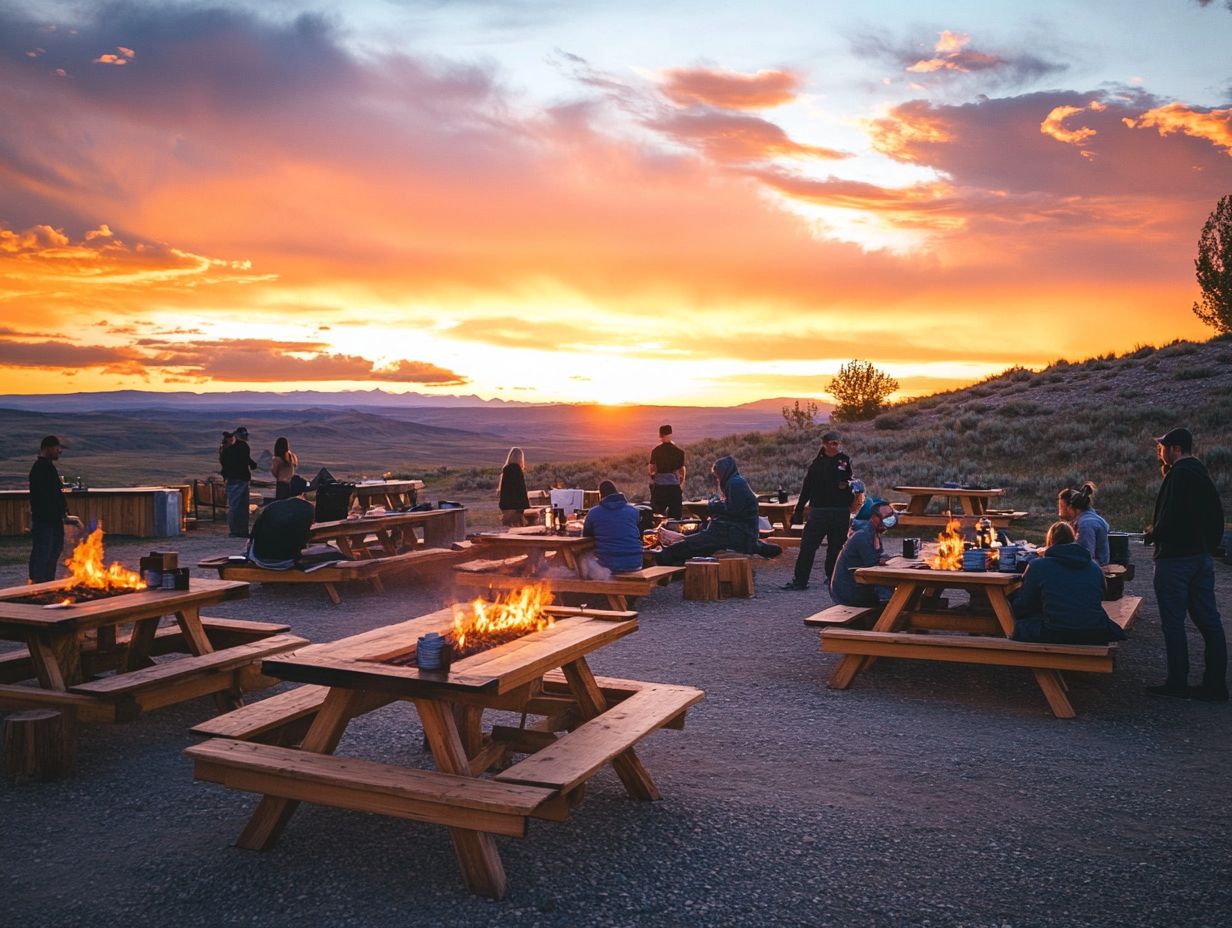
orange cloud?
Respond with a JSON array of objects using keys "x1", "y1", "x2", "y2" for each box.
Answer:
[
  {"x1": 93, "y1": 46, "x2": 135, "y2": 65},
  {"x1": 1124, "y1": 102, "x2": 1232, "y2": 155},
  {"x1": 1040, "y1": 101, "x2": 1107, "y2": 146},
  {"x1": 648, "y1": 110, "x2": 848, "y2": 163},
  {"x1": 906, "y1": 31, "x2": 1001, "y2": 73},
  {"x1": 657, "y1": 67, "x2": 802, "y2": 109}
]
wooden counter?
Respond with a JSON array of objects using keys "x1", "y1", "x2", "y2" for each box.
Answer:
[{"x1": 0, "y1": 486, "x2": 191, "y2": 537}]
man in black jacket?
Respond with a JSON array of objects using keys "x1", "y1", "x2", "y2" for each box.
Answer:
[
  {"x1": 220, "y1": 425, "x2": 257, "y2": 537},
  {"x1": 28, "y1": 435, "x2": 83, "y2": 582},
  {"x1": 1145, "y1": 427, "x2": 1226, "y2": 701},
  {"x1": 247, "y1": 476, "x2": 316, "y2": 569},
  {"x1": 784, "y1": 431, "x2": 854, "y2": 590}
]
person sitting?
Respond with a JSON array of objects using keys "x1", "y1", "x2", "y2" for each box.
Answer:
[
  {"x1": 246, "y1": 475, "x2": 318, "y2": 570},
  {"x1": 654, "y1": 456, "x2": 782, "y2": 566},
  {"x1": 1063, "y1": 481, "x2": 1110, "y2": 566},
  {"x1": 580, "y1": 480, "x2": 644, "y2": 578},
  {"x1": 829, "y1": 501, "x2": 897, "y2": 607},
  {"x1": 1011, "y1": 521, "x2": 1126, "y2": 645}
]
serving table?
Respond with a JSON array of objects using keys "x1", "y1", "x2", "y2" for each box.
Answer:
[
  {"x1": 0, "y1": 577, "x2": 303, "y2": 722},
  {"x1": 186, "y1": 605, "x2": 703, "y2": 898},
  {"x1": 0, "y1": 486, "x2": 190, "y2": 537}
]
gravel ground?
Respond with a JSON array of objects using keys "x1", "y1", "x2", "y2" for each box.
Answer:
[{"x1": 2, "y1": 522, "x2": 1229, "y2": 928}]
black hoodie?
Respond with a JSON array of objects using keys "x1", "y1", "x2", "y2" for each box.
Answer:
[{"x1": 1149, "y1": 456, "x2": 1224, "y2": 560}]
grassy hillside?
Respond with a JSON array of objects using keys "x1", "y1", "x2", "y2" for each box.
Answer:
[{"x1": 448, "y1": 336, "x2": 1232, "y2": 537}]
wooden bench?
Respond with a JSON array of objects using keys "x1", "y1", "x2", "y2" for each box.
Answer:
[
  {"x1": 68, "y1": 633, "x2": 308, "y2": 720},
  {"x1": 803, "y1": 605, "x2": 876, "y2": 628},
  {"x1": 822, "y1": 596, "x2": 1145, "y2": 718},
  {"x1": 495, "y1": 683, "x2": 703, "y2": 793},
  {"x1": 0, "y1": 617, "x2": 292, "y2": 685},
  {"x1": 454, "y1": 565, "x2": 685, "y2": 610},
  {"x1": 190, "y1": 684, "x2": 334, "y2": 745},
  {"x1": 200, "y1": 546, "x2": 465, "y2": 604},
  {"x1": 186, "y1": 738, "x2": 559, "y2": 837}
]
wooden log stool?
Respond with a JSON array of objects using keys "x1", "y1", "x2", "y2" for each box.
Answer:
[
  {"x1": 683, "y1": 559, "x2": 721, "y2": 601},
  {"x1": 3, "y1": 709, "x2": 78, "y2": 782},
  {"x1": 715, "y1": 554, "x2": 754, "y2": 598}
]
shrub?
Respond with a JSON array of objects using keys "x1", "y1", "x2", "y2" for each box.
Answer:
[
  {"x1": 1129, "y1": 344, "x2": 1156, "y2": 359},
  {"x1": 873, "y1": 412, "x2": 908, "y2": 431},
  {"x1": 1173, "y1": 365, "x2": 1216, "y2": 380},
  {"x1": 1157, "y1": 341, "x2": 1199, "y2": 358}
]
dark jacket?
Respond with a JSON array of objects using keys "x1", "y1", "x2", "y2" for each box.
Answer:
[
  {"x1": 29, "y1": 456, "x2": 68, "y2": 523},
  {"x1": 220, "y1": 440, "x2": 257, "y2": 482},
  {"x1": 1148, "y1": 457, "x2": 1224, "y2": 560},
  {"x1": 708, "y1": 456, "x2": 760, "y2": 541},
  {"x1": 830, "y1": 523, "x2": 884, "y2": 606},
  {"x1": 583, "y1": 492, "x2": 643, "y2": 572},
  {"x1": 498, "y1": 463, "x2": 530, "y2": 511},
  {"x1": 796, "y1": 450, "x2": 853, "y2": 514},
  {"x1": 1011, "y1": 543, "x2": 1123, "y2": 642},
  {"x1": 249, "y1": 497, "x2": 316, "y2": 567}
]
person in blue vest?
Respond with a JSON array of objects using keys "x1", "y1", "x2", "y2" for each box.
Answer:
[
  {"x1": 580, "y1": 480, "x2": 644, "y2": 578},
  {"x1": 654, "y1": 456, "x2": 782, "y2": 566}
]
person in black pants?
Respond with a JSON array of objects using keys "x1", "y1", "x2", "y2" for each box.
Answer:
[
  {"x1": 648, "y1": 424, "x2": 686, "y2": 519},
  {"x1": 220, "y1": 425, "x2": 257, "y2": 537},
  {"x1": 784, "y1": 431, "x2": 854, "y2": 591},
  {"x1": 28, "y1": 435, "x2": 83, "y2": 583}
]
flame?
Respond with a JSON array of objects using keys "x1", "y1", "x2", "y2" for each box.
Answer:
[
  {"x1": 450, "y1": 583, "x2": 555, "y2": 655},
  {"x1": 928, "y1": 517, "x2": 965, "y2": 570},
  {"x1": 63, "y1": 526, "x2": 147, "y2": 591}
]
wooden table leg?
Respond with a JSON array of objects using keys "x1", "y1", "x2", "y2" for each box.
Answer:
[
  {"x1": 236, "y1": 688, "x2": 361, "y2": 850},
  {"x1": 985, "y1": 588, "x2": 1074, "y2": 716},
  {"x1": 26, "y1": 632, "x2": 77, "y2": 689},
  {"x1": 415, "y1": 698, "x2": 508, "y2": 899},
  {"x1": 561, "y1": 657, "x2": 660, "y2": 801},
  {"x1": 123, "y1": 618, "x2": 160, "y2": 671},
  {"x1": 828, "y1": 582, "x2": 918, "y2": 689},
  {"x1": 175, "y1": 605, "x2": 245, "y2": 711}
]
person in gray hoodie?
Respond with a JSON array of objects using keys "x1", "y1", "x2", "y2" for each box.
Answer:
[
  {"x1": 1011, "y1": 521, "x2": 1126, "y2": 645},
  {"x1": 654, "y1": 456, "x2": 782, "y2": 566}
]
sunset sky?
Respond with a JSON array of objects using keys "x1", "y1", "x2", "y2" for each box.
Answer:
[{"x1": 2, "y1": 1, "x2": 1231, "y2": 406}]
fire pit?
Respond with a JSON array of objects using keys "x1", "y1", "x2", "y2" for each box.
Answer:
[
  {"x1": 386, "y1": 584, "x2": 557, "y2": 665},
  {"x1": 8, "y1": 527, "x2": 146, "y2": 606}
]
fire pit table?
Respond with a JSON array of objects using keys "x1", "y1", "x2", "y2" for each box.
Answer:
[
  {"x1": 185, "y1": 600, "x2": 703, "y2": 898},
  {"x1": 0, "y1": 576, "x2": 306, "y2": 723}
]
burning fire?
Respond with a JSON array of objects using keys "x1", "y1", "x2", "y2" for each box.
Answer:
[
  {"x1": 450, "y1": 583, "x2": 555, "y2": 657},
  {"x1": 63, "y1": 527, "x2": 147, "y2": 592},
  {"x1": 929, "y1": 517, "x2": 965, "y2": 571}
]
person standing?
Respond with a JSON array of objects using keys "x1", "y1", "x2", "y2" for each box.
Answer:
[
  {"x1": 220, "y1": 425, "x2": 257, "y2": 538},
  {"x1": 648, "y1": 424, "x2": 686, "y2": 520},
  {"x1": 1144, "y1": 428, "x2": 1226, "y2": 701},
  {"x1": 784, "y1": 431, "x2": 854, "y2": 591},
  {"x1": 498, "y1": 447, "x2": 531, "y2": 527},
  {"x1": 271, "y1": 436, "x2": 299, "y2": 500},
  {"x1": 28, "y1": 435, "x2": 83, "y2": 583}
]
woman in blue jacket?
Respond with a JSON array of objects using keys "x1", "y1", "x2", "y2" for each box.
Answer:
[{"x1": 1011, "y1": 522, "x2": 1125, "y2": 645}]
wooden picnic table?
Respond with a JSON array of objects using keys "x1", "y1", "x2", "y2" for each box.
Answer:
[
  {"x1": 469, "y1": 528, "x2": 595, "y2": 574},
  {"x1": 309, "y1": 507, "x2": 467, "y2": 559},
  {"x1": 185, "y1": 605, "x2": 703, "y2": 898},
  {"x1": 351, "y1": 479, "x2": 424, "y2": 513},
  {"x1": 823, "y1": 559, "x2": 1138, "y2": 717},
  {"x1": 890, "y1": 485, "x2": 1027, "y2": 530},
  {"x1": 0, "y1": 577, "x2": 303, "y2": 723},
  {"x1": 681, "y1": 496, "x2": 799, "y2": 532}
]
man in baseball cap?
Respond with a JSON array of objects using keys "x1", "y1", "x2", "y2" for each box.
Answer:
[
  {"x1": 28, "y1": 435, "x2": 83, "y2": 582},
  {"x1": 1144, "y1": 427, "x2": 1226, "y2": 700}
]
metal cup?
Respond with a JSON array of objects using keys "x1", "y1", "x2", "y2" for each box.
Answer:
[{"x1": 902, "y1": 538, "x2": 919, "y2": 559}]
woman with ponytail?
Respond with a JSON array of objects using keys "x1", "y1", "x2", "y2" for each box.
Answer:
[{"x1": 1067, "y1": 481, "x2": 1110, "y2": 566}]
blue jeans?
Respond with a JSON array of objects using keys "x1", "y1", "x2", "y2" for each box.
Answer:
[
  {"x1": 1153, "y1": 555, "x2": 1227, "y2": 689},
  {"x1": 793, "y1": 507, "x2": 849, "y2": 586},
  {"x1": 226, "y1": 480, "x2": 250, "y2": 536},
  {"x1": 29, "y1": 519, "x2": 65, "y2": 583}
]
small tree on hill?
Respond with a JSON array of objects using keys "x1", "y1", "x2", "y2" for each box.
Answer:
[
  {"x1": 781, "y1": 399, "x2": 819, "y2": 431},
  {"x1": 1193, "y1": 193, "x2": 1232, "y2": 333},
  {"x1": 827, "y1": 359, "x2": 899, "y2": 422}
]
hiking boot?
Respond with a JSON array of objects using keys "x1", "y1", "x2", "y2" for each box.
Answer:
[
  {"x1": 1145, "y1": 683, "x2": 1190, "y2": 699},
  {"x1": 782, "y1": 580, "x2": 808, "y2": 591},
  {"x1": 756, "y1": 542, "x2": 783, "y2": 559},
  {"x1": 1188, "y1": 685, "x2": 1229, "y2": 702}
]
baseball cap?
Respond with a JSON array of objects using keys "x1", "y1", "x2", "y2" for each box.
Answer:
[
  {"x1": 40, "y1": 435, "x2": 62, "y2": 449},
  {"x1": 234, "y1": 426, "x2": 249, "y2": 438},
  {"x1": 821, "y1": 431, "x2": 840, "y2": 443},
  {"x1": 1153, "y1": 427, "x2": 1192, "y2": 452},
  {"x1": 288, "y1": 475, "x2": 310, "y2": 496},
  {"x1": 659, "y1": 424, "x2": 672, "y2": 436}
]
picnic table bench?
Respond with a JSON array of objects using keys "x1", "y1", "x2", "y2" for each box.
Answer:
[
  {"x1": 185, "y1": 604, "x2": 703, "y2": 898},
  {"x1": 819, "y1": 560, "x2": 1143, "y2": 717},
  {"x1": 454, "y1": 565, "x2": 684, "y2": 610}
]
